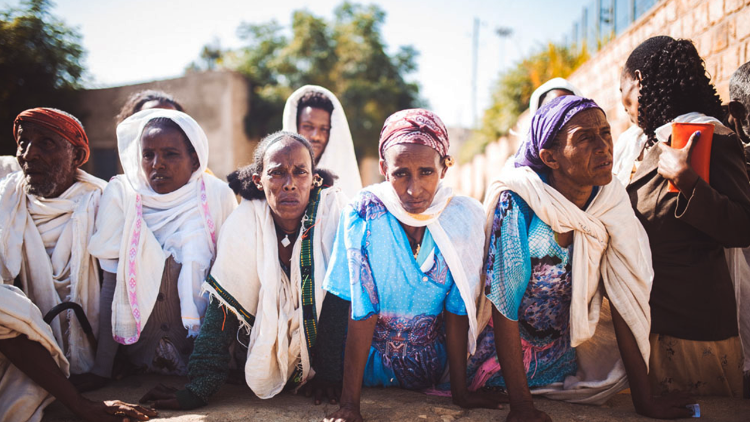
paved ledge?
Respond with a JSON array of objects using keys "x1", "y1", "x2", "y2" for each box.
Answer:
[{"x1": 42, "y1": 375, "x2": 750, "y2": 421}]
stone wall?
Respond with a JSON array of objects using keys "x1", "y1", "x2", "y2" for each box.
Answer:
[
  {"x1": 446, "y1": 0, "x2": 750, "y2": 200},
  {"x1": 77, "y1": 70, "x2": 255, "y2": 181}
]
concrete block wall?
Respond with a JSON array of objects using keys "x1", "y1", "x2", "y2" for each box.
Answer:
[{"x1": 446, "y1": 0, "x2": 750, "y2": 200}]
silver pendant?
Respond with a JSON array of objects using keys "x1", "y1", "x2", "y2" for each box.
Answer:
[{"x1": 281, "y1": 234, "x2": 291, "y2": 248}]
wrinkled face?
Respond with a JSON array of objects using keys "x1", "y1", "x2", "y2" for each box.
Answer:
[
  {"x1": 15, "y1": 122, "x2": 81, "y2": 198},
  {"x1": 297, "y1": 107, "x2": 331, "y2": 163},
  {"x1": 140, "y1": 124, "x2": 199, "y2": 194},
  {"x1": 540, "y1": 88, "x2": 575, "y2": 108},
  {"x1": 380, "y1": 144, "x2": 446, "y2": 214},
  {"x1": 253, "y1": 138, "x2": 313, "y2": 225},
  {"x1": 542, "y1": 108, "x2": 613, "y2": 187},
  {"x1": 620, "y1": 71, "x2": 641, "y2": 126},
  {"x1": 139, "y1": 100, "x2": 178, "y2": 112}
]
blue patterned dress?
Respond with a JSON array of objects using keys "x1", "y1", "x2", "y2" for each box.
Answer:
[
  {"x1": 468, "y1": 190, "x2": 582, "y2": 389},
  {"x1": 323, "y1": 191, "x2": 467, "y2": 390}
]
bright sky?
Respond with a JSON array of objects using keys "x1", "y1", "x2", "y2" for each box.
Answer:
[{"x1": 4, "y1": 0, "x2": 590, "y2": 128}]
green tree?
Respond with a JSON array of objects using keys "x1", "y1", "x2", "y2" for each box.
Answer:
[
  {"x1": 460, "y1": 42, "x2": 588, "y2": 162},
  {"x1": 225, "y1": 1, "x2": 422, "y2": 158},
  {"x1": 186, "y1": 38, "x2": 224, "y2": 72},
  {"x1": 0, "y1": 0, "x2": 85, "y2": 154}
]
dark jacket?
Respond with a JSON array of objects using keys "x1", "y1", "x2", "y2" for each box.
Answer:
[{"x1": 626, "y1": 124, "x2": 750, "y2": 341}]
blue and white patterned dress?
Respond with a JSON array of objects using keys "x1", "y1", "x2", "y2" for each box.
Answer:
[
  {"x1": 468, "y1": 189, "x2": 583, "y2": 389},
  {"x1": 323, "y1": 191, "x2": 467, "y2": 390}
]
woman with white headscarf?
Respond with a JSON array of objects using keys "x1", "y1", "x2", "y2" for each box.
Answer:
[
  {"x1": 137, "y1": 132, "x2": 349, "y2": 410},
  {"x1": 79, "y1": 109, "x2": 237, "y2": 389},
  {"x1": 283, "y1": 85, "x2": 363, "y2": 197},
  {"x1": 528, "y1": 78, "x2": 583, "y2": 116}
]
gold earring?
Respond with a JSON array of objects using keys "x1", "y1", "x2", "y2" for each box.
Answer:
[
  {"x1": 256, "y1": 184, "x2": 263, "y2": 190},
  {"x1": 444, "y1": 156, "x2": 455, "y2": 167},
  {"x1": 312, "y1": 174, "x2": 323, "y2": 188}
]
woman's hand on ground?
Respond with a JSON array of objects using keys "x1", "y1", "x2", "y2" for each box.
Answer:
[
  {"x1": 506, "y1": 404, "x2": 552, "y2": 422},
  {"x1": 305, "y1": 379, "x2": 341, "y2": 405},
  {"x1": 323, "y1": 405, "x2": 364, "y2": 422},
  {"x1": 452, "y1": 388, "x2": 507, "y2": 409},
  {"x1": 635, "y1": 392, "x2": 694, "y2": 419},
  {"x1": 75, "y1": 398, "x2": 157, "y2": 422},
  {"x1": 68, "y1": 372, "x2": 109, "y2": 393},
  {"x1": 139, "y1": 383, "x2": 181, "y2": 410}
]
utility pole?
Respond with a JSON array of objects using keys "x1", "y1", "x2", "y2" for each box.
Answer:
[
  {"x1": 472, "y1": 17, "x2": 479, "y2": 129},
  {"x1": 495, "y1": 26, "x2": 513, "y2": 69}
]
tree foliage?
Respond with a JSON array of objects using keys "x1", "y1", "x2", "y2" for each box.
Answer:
[
  {"x1": 224, "y1": 2, "x2": 423, "y2": 158},
  {"x1": 0, "y1": 0, "x2": 85, "y2": 154},
  {"x1": 459, "y1": 42, "x2": 588, "y2": 162}
]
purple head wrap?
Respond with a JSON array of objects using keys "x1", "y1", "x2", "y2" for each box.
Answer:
[{"x1": 514, "y1": 95, "x2": 603, "y2": 172}]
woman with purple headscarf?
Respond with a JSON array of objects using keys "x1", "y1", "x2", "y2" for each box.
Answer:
[
  {"x1": 469, "y1": 96, "x2": 694, "y2": 420},
  {"x1": 323, "y1": 109, "x2": 503, "y2": 422}
]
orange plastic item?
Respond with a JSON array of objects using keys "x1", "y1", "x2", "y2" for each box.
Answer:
[{"x1": 668, "y1": 122, "x2": 714, "y2": 193}]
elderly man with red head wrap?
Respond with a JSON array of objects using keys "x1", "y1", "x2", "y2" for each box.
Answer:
[{"x1": 0, "y1": 108, "x2": 106, "y2": 376}]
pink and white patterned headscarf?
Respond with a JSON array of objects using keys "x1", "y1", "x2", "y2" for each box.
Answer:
[{"x1": 378, "y1": 109, "x2": 450, "y2": 165}]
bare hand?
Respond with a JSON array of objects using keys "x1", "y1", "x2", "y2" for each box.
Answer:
[
  {"x1": 453, "y1": 388, "x2": 507, "y2": 409},
  {"x1": 635, "y1": 392, "x2": 694, "y2": 419},
  {"x1": 305, "y1": 379, "x2": 341, "y2": 405},
  {"x1": 506, "y1": 404, "x2": 552, "y2": 422},
  {"x1": 323, "y1": 405, "x2": 364, "y2": 422},
  {"x1": 76, "y1": 399, "x2": 158, "y2": 422},
  {"x1": 657, "y1": 131, "x2": 701, "y2": 194},
  {"x1": 69, "y1": 372, "x2": 109, "y2": 393},
  {"x1": 139, "y1": 383, "x2": 181, "y2": 410}
]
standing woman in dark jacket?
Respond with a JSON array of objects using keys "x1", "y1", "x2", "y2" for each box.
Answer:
[{"x1": 617, "y1": 36, "x2": 750, "y2": 397}]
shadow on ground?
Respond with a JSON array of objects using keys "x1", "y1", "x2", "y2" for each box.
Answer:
[{"x1": 42, "y1": 375, "x2": 750, "y2": 421}]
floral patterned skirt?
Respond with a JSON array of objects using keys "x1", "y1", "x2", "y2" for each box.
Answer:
[{"x1": 648, "y1": 333, "x2": 743, "y2": 397}]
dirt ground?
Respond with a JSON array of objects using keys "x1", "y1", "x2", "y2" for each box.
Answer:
[{"x1": 42, "y1": 374, "x2": 750, "y2": 422}]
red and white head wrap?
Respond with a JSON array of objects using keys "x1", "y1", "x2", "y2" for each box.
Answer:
[
  {"x1": 13, "y1": 108, "x2": 90, "y2": 164},
  {"x1": 378, "y1": 108, "x2": 450, "y2": 163}
]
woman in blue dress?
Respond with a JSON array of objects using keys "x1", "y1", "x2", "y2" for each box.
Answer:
[
  {"x1": 323, "y1": 109, "x2": 502, "y2": 421},
  {"x1": 471, "y1": 95, "x2": 696, "y2": 421}
]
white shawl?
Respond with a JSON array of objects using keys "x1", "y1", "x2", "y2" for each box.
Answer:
[
  {"x1": 0, "y1": 285, "x2": 69, "y2": 422},
  {"x1": 0, "y1": 155, "x2": 20, "y2": 180},
  {"x1": 0, "y1": 170, "x2": 105, "y2": 374},
  {"x1": 282, "y1": 85, "x2": 363, "y2": 197},
  {"x1": 480, "y1": 167, "x2": 654, "y2": 403},
  {"x1": 88, "y1": 109, "x2": 237, "y2": 344},
  {"x1": 529, "y1": 78, "x2": 584, "y2": 116},
  {"x1": 203, "y1": 187, "x2": 347, "y2": 399},
  {"x1": 365, "y1": 182, "x2": 485, "y2": 353},
  {"x1": 612, "y1": 125, "x2": 648, "y2": 186}
]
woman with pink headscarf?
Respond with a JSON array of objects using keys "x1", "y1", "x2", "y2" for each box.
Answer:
[{"x1": 323, "y1": 109, "x2": 502, "y2": 422}]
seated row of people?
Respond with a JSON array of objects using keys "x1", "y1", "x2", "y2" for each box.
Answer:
[{"x1": 1, "y1": 35, "x2": 749, "y2": 422}]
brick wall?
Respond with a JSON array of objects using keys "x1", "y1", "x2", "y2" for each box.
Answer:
[{"x1": 447, "y1": 0, "x2": 750, "y2": 199}]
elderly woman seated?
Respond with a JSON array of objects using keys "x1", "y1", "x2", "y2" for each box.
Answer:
[
  {"x1": 77, "y1": 109, "x2": 238, "y2": 390},
  {"x1": 324, "y1": 109, "x2": 502, "y2": 422},
  {"x1": 468, "y1": 96, "x2": 695, "y2": 420},
  {"x1": 139, "y1": 131, "x2": 350, "y2": 409}
]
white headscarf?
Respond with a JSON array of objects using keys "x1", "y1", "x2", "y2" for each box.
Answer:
[
  {"x1": 612, "y1": 125, "x2": 648, "y2": 186},
  {"x1": 528, "y1": 78, "x2": 584, "y2": 116},
  {"x1": 282, "y1": 85, "x2": 363, "y2": 197},
  {"x1": 89, "y1": 109, "x2": 237, "y2": 343}
]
